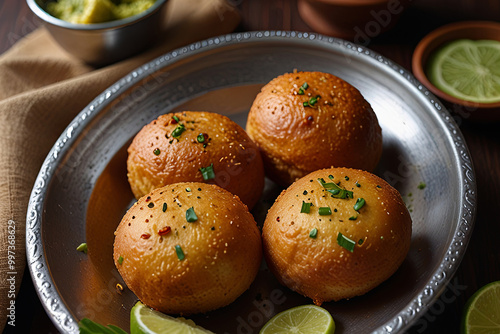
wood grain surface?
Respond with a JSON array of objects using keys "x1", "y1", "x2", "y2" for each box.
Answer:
[{"x1": 1, "y1": 0, "x2": 499, "y2": 333}]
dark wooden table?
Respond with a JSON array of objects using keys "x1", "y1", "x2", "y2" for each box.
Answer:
[{"x1": 1, "y1": 0, "x2": 499, "y2": 333}]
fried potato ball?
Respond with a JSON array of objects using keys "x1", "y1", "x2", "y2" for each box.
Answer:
[
  {"x1": 127, "y1": 111, "x2": 264, "y2": 209},
  {"x1": 262, "y1": 168, "x2": 411, "y2": 304},
  {"x1": 114, "y1": 182, "x2": 263, "y2": 314},
  {"x1": 246, "y1": 71, "x2": 382, "y2": 186}
]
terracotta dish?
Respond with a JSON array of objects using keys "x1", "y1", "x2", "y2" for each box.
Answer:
[
  {"x1": 297, "y1": 0, "x2": 411, "y2": 41},
  {"x1": 412, "y1": 21, "x2": 500, "y2": 122}
]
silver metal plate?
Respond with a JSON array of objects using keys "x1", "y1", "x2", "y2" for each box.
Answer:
[{"x1": 26, "y1": 31, "x2": 477, "y2": 334}]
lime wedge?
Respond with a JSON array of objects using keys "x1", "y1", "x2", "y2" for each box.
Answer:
[
  {"x1": 259, "y1": 305, "x2": 335, "y2": 334},
  {"x1": 130, "y1": 301, "x2": 215, "y2": 334},
  {"x1": 462, "y1": 281, "x2": 500, "y2": 334},
  {"x1": 427, "y1": 39, "x2": 500, "y2": 103}
]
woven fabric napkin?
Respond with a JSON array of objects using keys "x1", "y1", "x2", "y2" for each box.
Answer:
[{"x1": 0, "y1": 0, "x2": 240, "y2": 330}]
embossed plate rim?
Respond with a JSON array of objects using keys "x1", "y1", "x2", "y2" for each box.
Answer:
[{"x1": 26, "y1": 30, "x2": 477, "y2": 333}]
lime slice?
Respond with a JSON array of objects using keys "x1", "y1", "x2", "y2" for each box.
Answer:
[
  {"x1": 130, "y1": 301, "x2": 215, "y2": 334},
  {"x1": 462, "y1": 281, "x2": 500, "y2": 334},
  {"x1": 259, "y1": 305, "x2": 335, "y2": 334},
  {"x1": 427, "y1": 39, "x2": 500, "y2": 103}
]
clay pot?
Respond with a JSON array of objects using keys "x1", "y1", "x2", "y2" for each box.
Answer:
[
  {"x1": 297, "y1": 0, "x2": 411, "y2": 42},
  {"x1": 412, "y1": 21, "x2": 500, "y2": 122}
]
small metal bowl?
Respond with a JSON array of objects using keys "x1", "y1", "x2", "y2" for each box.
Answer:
[{"x1": 27, "y1": 0, "x2": 169, "y2": 66}]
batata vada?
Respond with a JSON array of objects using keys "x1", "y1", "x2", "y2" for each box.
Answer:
[
  {"x1": 127, "y1": 111, "x2": 264, "y2": 209},
  {"x1": 113, "y1": 182, "x2": 262, "y2": 315},
  {"x1": 246, "y1": 71, "x2": 383, "y2": 186},
  {"x1": 262, "y1": 167, "x2": 411, "y2": 304}
]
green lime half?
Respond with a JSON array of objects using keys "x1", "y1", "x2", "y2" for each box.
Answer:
[
  {"x1": 259, "y1": 304, "x2": 335, "y2": 334},
  {"x1": 427, "y1": 39, "x2": 500, "y2": 103},
  {"x1": 461, "y1": 280, "x2": 500, "y2": 334},
  {"x1": 130, "y1": 301, "x2": 215, "y2": 334}
]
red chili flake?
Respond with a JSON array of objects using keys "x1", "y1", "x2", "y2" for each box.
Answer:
[
  {"x1": 141, "y1": 233, "x2": 151, "y2": 239},
  {"x1": 276, "y1": 217, "x2": 280, "y2": 222},
  {"x1": 158, "y1": 226, "x2": 171, "y2": 236},
  {"x1": 303, "y1": 115, "x2": 314, "y2": 125},
  {"x1": 145, "y1": 196, "x2": 151, "y2": 202},
  {"x1": 170, "y1": 117, "x2": 178, "y2": 124}
]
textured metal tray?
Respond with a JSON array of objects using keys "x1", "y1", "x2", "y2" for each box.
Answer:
[{"x1": 26, "y1": 31, "x2": 477, "y2": 333}]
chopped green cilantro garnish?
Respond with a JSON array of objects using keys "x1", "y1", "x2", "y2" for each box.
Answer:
[
  {"x1": 353, "y1": 198, "x2": 365, "y2": 211},
  {"x1": 76, "y1": 243, "x2": 88, "y2": 254},
  {"x1": 171, "y1": 123, "x2": 186, "y2": 138},
  {"x1": 337, "y1": 233, "x2": 355, "y2": 252},
  {"x1": 318, "y1": 207, "x2": 332, "y2": 215},
  {"x1": 309, "y1": 228, "x2": 318, "y2": 239},
  {"x1": 199, "y1": 163, "x2": 215, "y2": 180},
  {"x1": 301, "y1": 201, "x2": 312, "y2": 213},
  {"x1": 186, "y1": 207, "x2": 198, "y2": 222},
  {"x1": 175, "y1": 245, "x2": 185, "y2": 261}
]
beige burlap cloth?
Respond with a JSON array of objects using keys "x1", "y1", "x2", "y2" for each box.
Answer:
[{"x1": 0, "y1": 0, "x2": 240, "y2": 330}]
